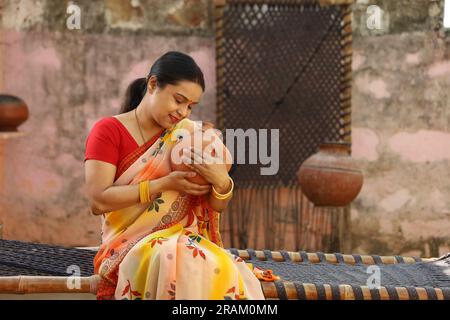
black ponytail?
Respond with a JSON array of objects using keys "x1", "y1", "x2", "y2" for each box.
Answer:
[
  {"x1": 120, "y1": 51, "x2": 205, "y2": 114},
  {"x1": 120, "y1": 78, "x2": 147, "y2": 113}
]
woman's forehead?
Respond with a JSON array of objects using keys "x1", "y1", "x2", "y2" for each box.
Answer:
[{"x1": 167, "y1": 81, "x2": 202, "y2": 102}]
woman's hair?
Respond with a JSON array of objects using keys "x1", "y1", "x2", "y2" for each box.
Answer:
[{"x1": 120, "y1": 51, "x2": 205, "y2": 113}]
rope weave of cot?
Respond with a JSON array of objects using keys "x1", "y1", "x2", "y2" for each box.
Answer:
[{"x1": 0, "y1": 239, "x2": 449, "y2": 300}]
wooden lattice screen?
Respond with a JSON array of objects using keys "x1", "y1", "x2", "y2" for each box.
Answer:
[{"x1": 214, "y1": 0, "x2": 354, "y2": 252}]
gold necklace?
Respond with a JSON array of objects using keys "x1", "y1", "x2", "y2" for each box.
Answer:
[{"x1": 134, "y1": 108, "x2": 146, "y2": 144}]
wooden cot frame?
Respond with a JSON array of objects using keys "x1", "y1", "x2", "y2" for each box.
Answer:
[{"x1": 0, "y1": 248, "x2": 444, "y2": 300}]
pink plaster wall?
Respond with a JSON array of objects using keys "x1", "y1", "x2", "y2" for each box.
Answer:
[
  {"x1": 350, "y1": 31, "x2": 450, "y2": 257},
  {"x1": 1, "y1": 29, "x2": 216, "y2": 246}
]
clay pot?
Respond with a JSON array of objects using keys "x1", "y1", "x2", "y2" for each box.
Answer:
[
  {"x1": 0, "y1": 94, "x2": 29, "y2": 132},
  {"x1": 170, "y1": 125, "x2": 233, "y2": 185},
  {"x1": 296, "y1": 141, "x2": 363, "y2": 207}
]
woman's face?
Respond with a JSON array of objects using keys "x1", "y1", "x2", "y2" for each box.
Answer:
[{"x1": 144, "y1": 77, "x2": 203, "y2": 129}]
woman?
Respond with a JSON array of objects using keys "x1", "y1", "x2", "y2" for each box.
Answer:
[{"x1": 84, "y1": 51, "x2": 267, "y2": 300}]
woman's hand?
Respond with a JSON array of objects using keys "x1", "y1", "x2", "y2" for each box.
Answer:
[
  {"x1": 160, "y1": 171, "x2": 212, "y2": 196},
  {"x1": 182, "y1": 147, "x2": 231, "y2": 193}
]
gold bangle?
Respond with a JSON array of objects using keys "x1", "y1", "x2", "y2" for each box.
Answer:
[
  {"x1": 144, "y1": 180, "x2": 150, "y2": 202},
  {"x1": 213, "y1": 179, "x2": 233, "y2": 199},
  {"x1": 139, "y1": 180, "x2": 150, "y2": 203},
  {"x1": 139, "y1": 181, "x2": 145, "y2": 203},
  {"x1": 144, "y1": 180, "x2": 150, "y2": 203},
  {"x1": 212, "y1": 176, "x2": 234, "y2": 200}
]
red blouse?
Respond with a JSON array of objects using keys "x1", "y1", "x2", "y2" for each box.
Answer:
[
  {"x1": 84, "y1": 116, "x2": 140, "y2": 164},
  {"x1": 85, "y1": 117, "x2": 163, "y2": 181}
]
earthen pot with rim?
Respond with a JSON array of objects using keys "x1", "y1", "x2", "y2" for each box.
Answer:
[
  {"x1": 296, "y1": 141, "x2": 363, "y2": 207},
  {"x1": 0, "y1": 94, "x2": 29, "y2": 132}
]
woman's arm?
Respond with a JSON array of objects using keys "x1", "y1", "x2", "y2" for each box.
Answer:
[
  {"x1": 181, "y1": 145, "x2": 234, "y2": 213},
  {"x1": 84, "y1": 160, "x2": 165, "y2": 215},
  {"x1": 207, "y1": 178, "x2": 233, "y2": 212},
  {"x1": 85, "y1": 160, "x2": 211, "y2": 215}
]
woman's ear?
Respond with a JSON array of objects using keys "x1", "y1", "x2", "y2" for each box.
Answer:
[{"x1": 147, "y1": 76, "x2": 157, "y2": 93}]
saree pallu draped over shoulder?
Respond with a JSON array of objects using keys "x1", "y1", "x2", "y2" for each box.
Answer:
[{"x1": 94, "y1": 118, "x2": 265, "y2": 300}]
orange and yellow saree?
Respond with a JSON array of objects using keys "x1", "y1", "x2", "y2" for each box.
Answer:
[{"x1": 93, "y1": 118, "x2": 265, "y2": 300}]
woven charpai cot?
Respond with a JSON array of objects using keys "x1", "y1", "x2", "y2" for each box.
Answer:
[{"x1": 0, "y1": 239, "x2": 449, "y2": 300}]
